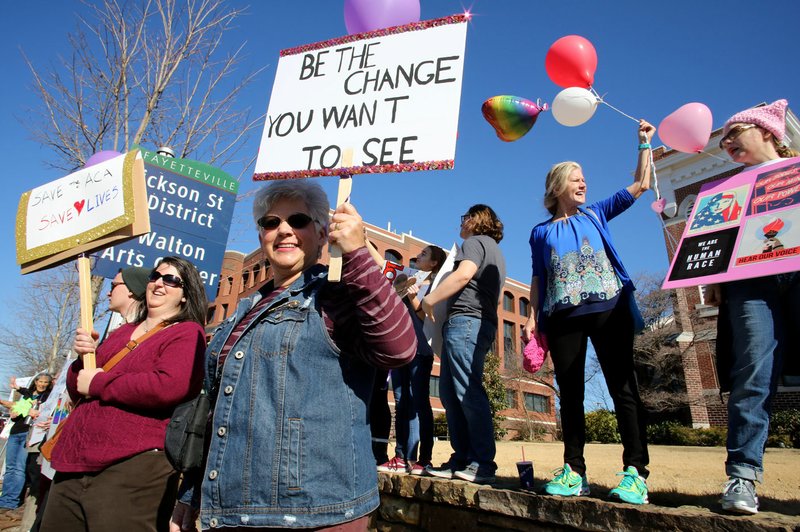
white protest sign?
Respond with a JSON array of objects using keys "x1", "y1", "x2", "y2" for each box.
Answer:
[
  {"x1": 254, "y1": 15, "x2": 468, "y2": 180},
  {"x1": 16, "y1": 150, "x2": 149, "y2": 273}
]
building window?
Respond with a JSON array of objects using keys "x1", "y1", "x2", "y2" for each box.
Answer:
[
  {"x1": 225, "y1": 276, "x2": 234, "y2": 296},
  {"x1": 519, "y1": 297, "x2": 529, "y2": 317},
  {"x1": 409, "y1": 258, "x2": 418, "y2": 269},
  {"x1": 503, "y1": 321, "x2": 516, "y2": 369},
  {"x1": 430, "y1": 376, "x2": 440, "y2": 398},
  {"x1": 221, "y1": 303, "x2": 229, "y2": 321},
  {"x1": 524, "y1": 393, "x2": 550, "y2": 413},
  {"x1": 503, "y1": 291, "x2": 514, "y2": 312},
  {"x1": 206, "y1": 306, "x2": 216, "y2": 324},
  {"x1": 253, "y1": 263, "x2": 261, "y2": 282},
  {"x1": 505, "y1": 389, "x2": 517, "y2": 409},
  {"x1": 385, "y1": 249, "x2": 403, "y2": 263},
  {"x1": 241, "y1": 271, "x2": 250, "y2": 292}
]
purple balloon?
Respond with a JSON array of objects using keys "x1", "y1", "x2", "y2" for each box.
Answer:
[
  {"x1": 85, "y1": 150, "x2": 122, "y2": 167},
  {"x1": 344, "y1": 0, "x2": 420, "y2": 35}
]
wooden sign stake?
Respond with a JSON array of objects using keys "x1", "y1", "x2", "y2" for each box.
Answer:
[{"x1": 77, "y1": 254, "x2": 96, "y2": 370}]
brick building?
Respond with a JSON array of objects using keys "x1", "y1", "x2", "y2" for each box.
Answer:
[
  {"x1": 206, "y1": 218, "x2": 557, "y2": 439},
  {"x1": 653, "y1": 103, "x2": 800, "y2": 428}
]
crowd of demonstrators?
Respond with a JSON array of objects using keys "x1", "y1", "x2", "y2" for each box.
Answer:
[
  {"x1": 422, "y1": 205, "x2": 506, "y2": 485},
  {"x1": 171, "y1": 180, "x2": 417, "y2": 532},
  {"x1": 378, "y1": 245, "x2": 446, "y2": 475},
  {"x1": 704, "y1": 99, "x2": 800, "y2": 515},
  {"x1": 2, "y1": 102, "x2": 794, "y2": 532},
  {"x1": 39, "y1": 256, "x2": 208, "y2": 532},
  {"x1": 0, "y1": 373, "x2": 53, "y2": 518}
]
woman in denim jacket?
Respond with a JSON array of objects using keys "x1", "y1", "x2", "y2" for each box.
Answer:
[{"x1": 171, "y1": 180, "x2": 417, "y2": 532}]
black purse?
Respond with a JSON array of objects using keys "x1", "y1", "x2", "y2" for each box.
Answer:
[{"x1": 165, "y1": 390, "x2": 211, "y2": 472}]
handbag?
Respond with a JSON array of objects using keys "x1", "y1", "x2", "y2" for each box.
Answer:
[
  {"x1": 39, "y1": 323, "x2": 168, "y2": 461},
  {"x1": 165, "y1": 389, "x2": 210, "y2": 472}
]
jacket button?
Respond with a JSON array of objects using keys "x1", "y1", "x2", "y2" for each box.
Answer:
[
  {"x1": 217, "y1": 427, "x2": 226, "y2": 437},
  {"x1": 234, "y1": 351, "x2": 244, "y2": 360},
  {"x1": 209, "y1": 518, "x2": 218, "y2": 527},
  {"x1": 208, "y1": 470, "x2": 218, "y2": 480},
  {"x1": 224, "y1": 385, "x2": 233, "y2": 395}
]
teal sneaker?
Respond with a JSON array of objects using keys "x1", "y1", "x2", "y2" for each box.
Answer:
[
  {"x1": 543, "y1": 464, "x2": 590, "y2": 496},
  {"x1": 608, "y1": 466, "x2": 649, "y2": 505}
]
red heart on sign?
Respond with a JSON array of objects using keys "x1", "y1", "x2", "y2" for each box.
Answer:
[{"x1": 74, "y1": 200, "x2": 86, "y2": 214}]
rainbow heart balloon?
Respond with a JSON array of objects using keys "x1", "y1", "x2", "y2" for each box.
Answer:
[{"x1": 481, "y1": 96, "x2": 549, "y2": 142}]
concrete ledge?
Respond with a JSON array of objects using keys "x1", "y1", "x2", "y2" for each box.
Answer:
[{"x1": 376, "y1": 473, "x2": 800, "y2": 531}]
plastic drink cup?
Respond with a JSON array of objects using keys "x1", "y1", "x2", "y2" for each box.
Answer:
[{"x1": 516, "y1": 460, "x2": 534, "y2": 489}]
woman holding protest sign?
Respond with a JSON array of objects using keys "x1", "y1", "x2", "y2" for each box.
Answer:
[
  {"x1": 0, "y1": 373, "x2": 53, "y2": 516},
  {"x1": 703, "y1": 99, "x2": 800, "y2": 515},
  {"x1": 170, "y1": 180, "x2": 416, "y2": 532},
  {"x1": 378, "y1": 245, "x2": 446, "y2": 475},
  {"x1": 422, "y1": 206, "x2": 506, "y2": 485},
  {"x1": 40, "y1": 256, "x2": 207, "y2": 532},
  {"x1": 523, "y1": 120, "x2": 655, "y2": 505}
]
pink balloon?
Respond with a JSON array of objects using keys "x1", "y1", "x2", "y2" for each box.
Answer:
[
  {"x1": 651, "y1": 198, "x2": 666, "y2": 214},
  {"x1": 658, "y1": 103, "x2": 713, "y2": 153},
  {"x1": 344, "y1": 0, "x2": 420, "y2": 34},
  {"x1": 85, "y1": 150, "x2": 122, "y2": 167}
]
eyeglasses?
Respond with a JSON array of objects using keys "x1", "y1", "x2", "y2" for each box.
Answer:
[
  {"x1": 110, "y1": 281, "x2": 125, "y2": 291},
  {"x1": 719, "y1": 124, "x2": 756, "y2": 149},
  {"x1": 148, "y1": 270, "x2": 184, "y2": 288},
  {"x1": 460, "y1": 214, "x2": 471, "y2": 223},
  {"x1": 257, "y1": 213, "x2": 315, "y2": 232}
]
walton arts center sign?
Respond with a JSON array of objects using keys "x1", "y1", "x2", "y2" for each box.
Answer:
[{"x1": 93, "y1": 147, "x2": 237, "y2": 300}]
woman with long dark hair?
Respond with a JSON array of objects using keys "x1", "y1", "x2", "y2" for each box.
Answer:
[{"x1": 41, "y1": 256, "x2": 207, "y2": 532}]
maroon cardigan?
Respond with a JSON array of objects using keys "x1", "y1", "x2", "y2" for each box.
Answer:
[{"x1": 51, "y1": 321, "x2": 206, "y2": 472}]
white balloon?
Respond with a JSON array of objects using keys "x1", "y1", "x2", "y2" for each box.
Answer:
[{"x1": 551, "y1": 87, "x2": 599, "y2": 127}]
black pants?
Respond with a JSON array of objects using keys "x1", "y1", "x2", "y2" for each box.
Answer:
[
  {"x1": 547, "y1": 299, "x2": 649, "y2": 478},
  {"x1": 39, "y1": 451, "x2": 179, "y2": 532}
]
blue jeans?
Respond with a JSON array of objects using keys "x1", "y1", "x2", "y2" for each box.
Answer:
[
  {"x1": 391, "y1": 355, "x2": 434, "y2": 463},
  {"x1": 0, "y1": 431, "x2": 28, "y2": 509},
  {"x1": 439, "y1": 315, "x2": 497, "y2": 472},
  {"x1": 724, "y1": 275, "x2": 797, "y2": 482}
]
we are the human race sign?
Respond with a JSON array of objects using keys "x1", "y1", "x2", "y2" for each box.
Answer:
[{"x1": 254, "y1": 15, "x2": 468, "y2": 180}]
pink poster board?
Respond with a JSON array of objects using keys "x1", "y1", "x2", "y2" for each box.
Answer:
[{"x1": 663, "y1": 157, "x2": 800, "y2": 289}]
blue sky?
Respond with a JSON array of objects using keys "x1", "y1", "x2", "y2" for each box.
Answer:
[{"x1": 2, "y1": 1, "x2": 799, "y2": 390}]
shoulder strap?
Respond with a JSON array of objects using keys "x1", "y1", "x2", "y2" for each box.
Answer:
[{"x1": 102, "y1": 322, "x2": 169, "y2": 372}]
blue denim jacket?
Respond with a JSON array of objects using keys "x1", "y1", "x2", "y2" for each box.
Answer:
[{"x1": 197, "y1": 266, "x2": 379, "y2": 529}]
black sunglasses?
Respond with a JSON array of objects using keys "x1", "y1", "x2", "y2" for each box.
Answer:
[
  {"x1": 257, "y1": 213, "x2": 315, "y2": 231},
  {"x1": 718, "y1": 124, "x2": 756, "y2": 149},
  {"x1": 461, "y1": 214, "x2": 471, "y2": 223},
  {"x1": 110, "y1": 281, "x2": 126, "y2": 291},
  {"x1": 148, "y1": 270, "x2": 184, "y2": 288}
]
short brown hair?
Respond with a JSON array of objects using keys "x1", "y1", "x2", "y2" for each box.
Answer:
[{"x1": 464, "y1": 204, "x2": 503, "y2": 243}]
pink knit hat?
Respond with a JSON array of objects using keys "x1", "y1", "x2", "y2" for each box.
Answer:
[{"x1": 723, "y1": 99, "x2": 788, "y2": 141}]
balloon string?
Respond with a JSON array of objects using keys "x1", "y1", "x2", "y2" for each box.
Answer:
[
  {"x1": 699, "y1": 151, "x2": 734, "y2": 163},
  {"x1": 589, "y1": 87, "x2": 639, "y2": 124},
  {"x1": 649, "y1": 150, "x2": 661, "y2": 200},
  {"x1": 661, "y1": 217, "x2": 680, "y2": 256}
]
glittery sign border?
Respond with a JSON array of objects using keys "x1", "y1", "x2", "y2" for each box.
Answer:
[
  {"x1": 280, "y1": 14, "x2": 468, "y2": 58},
  {"x1": 16, "y1": 150, "x2": 139, "y2": 265},
  {"x1": 254, "y1": 159, "x2": 455, "y2": 181}
]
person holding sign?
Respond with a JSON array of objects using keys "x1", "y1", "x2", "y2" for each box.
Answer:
[
  {"x1": 422, "y1": 206, "x2": 506, "y2": 484},
  {"x1": 704, "y1": 99, "x2": 800, "y2": 515},
  {"x1": 0, "y1": 374, "x2": 53, "y2": 514},
  {"x1": 40, "y1": 257, "x2": 207, "y2": 532},
  {"x1": 523, "y1": 120, "x2": 655, "y2": 505},
  {"x1": 171, "y1": 180, "x2": 416, "y2": 531},
  {"x1": 379, "y1": 245, "x2": 447, "y2": 475}
]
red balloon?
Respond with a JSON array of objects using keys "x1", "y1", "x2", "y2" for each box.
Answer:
[{"x1": 545, "y1": 35, "x2": 597, "y2": 89}]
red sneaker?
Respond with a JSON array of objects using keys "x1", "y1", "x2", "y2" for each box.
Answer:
[
  {"x1": 377, "y1": 457, "x2": 408, "y2": 473},
  {"x1": 409, "y1": 461, "x2": 432, "y2": 476}
]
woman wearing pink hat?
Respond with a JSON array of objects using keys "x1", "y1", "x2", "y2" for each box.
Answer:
[{"x1": 705, "y1": 99, "x2": 799, "y2": 515}]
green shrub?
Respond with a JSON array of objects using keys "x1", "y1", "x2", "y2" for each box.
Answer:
[
  {"x1": 647, "y1": 421, "x2": 726, "y2": 446},
  {"x1": 585, "y1": 410, "x2": 621, "y2": 443},
  {"x1": 769, "y1": 409, "x2": 800, "y2": 448}
]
